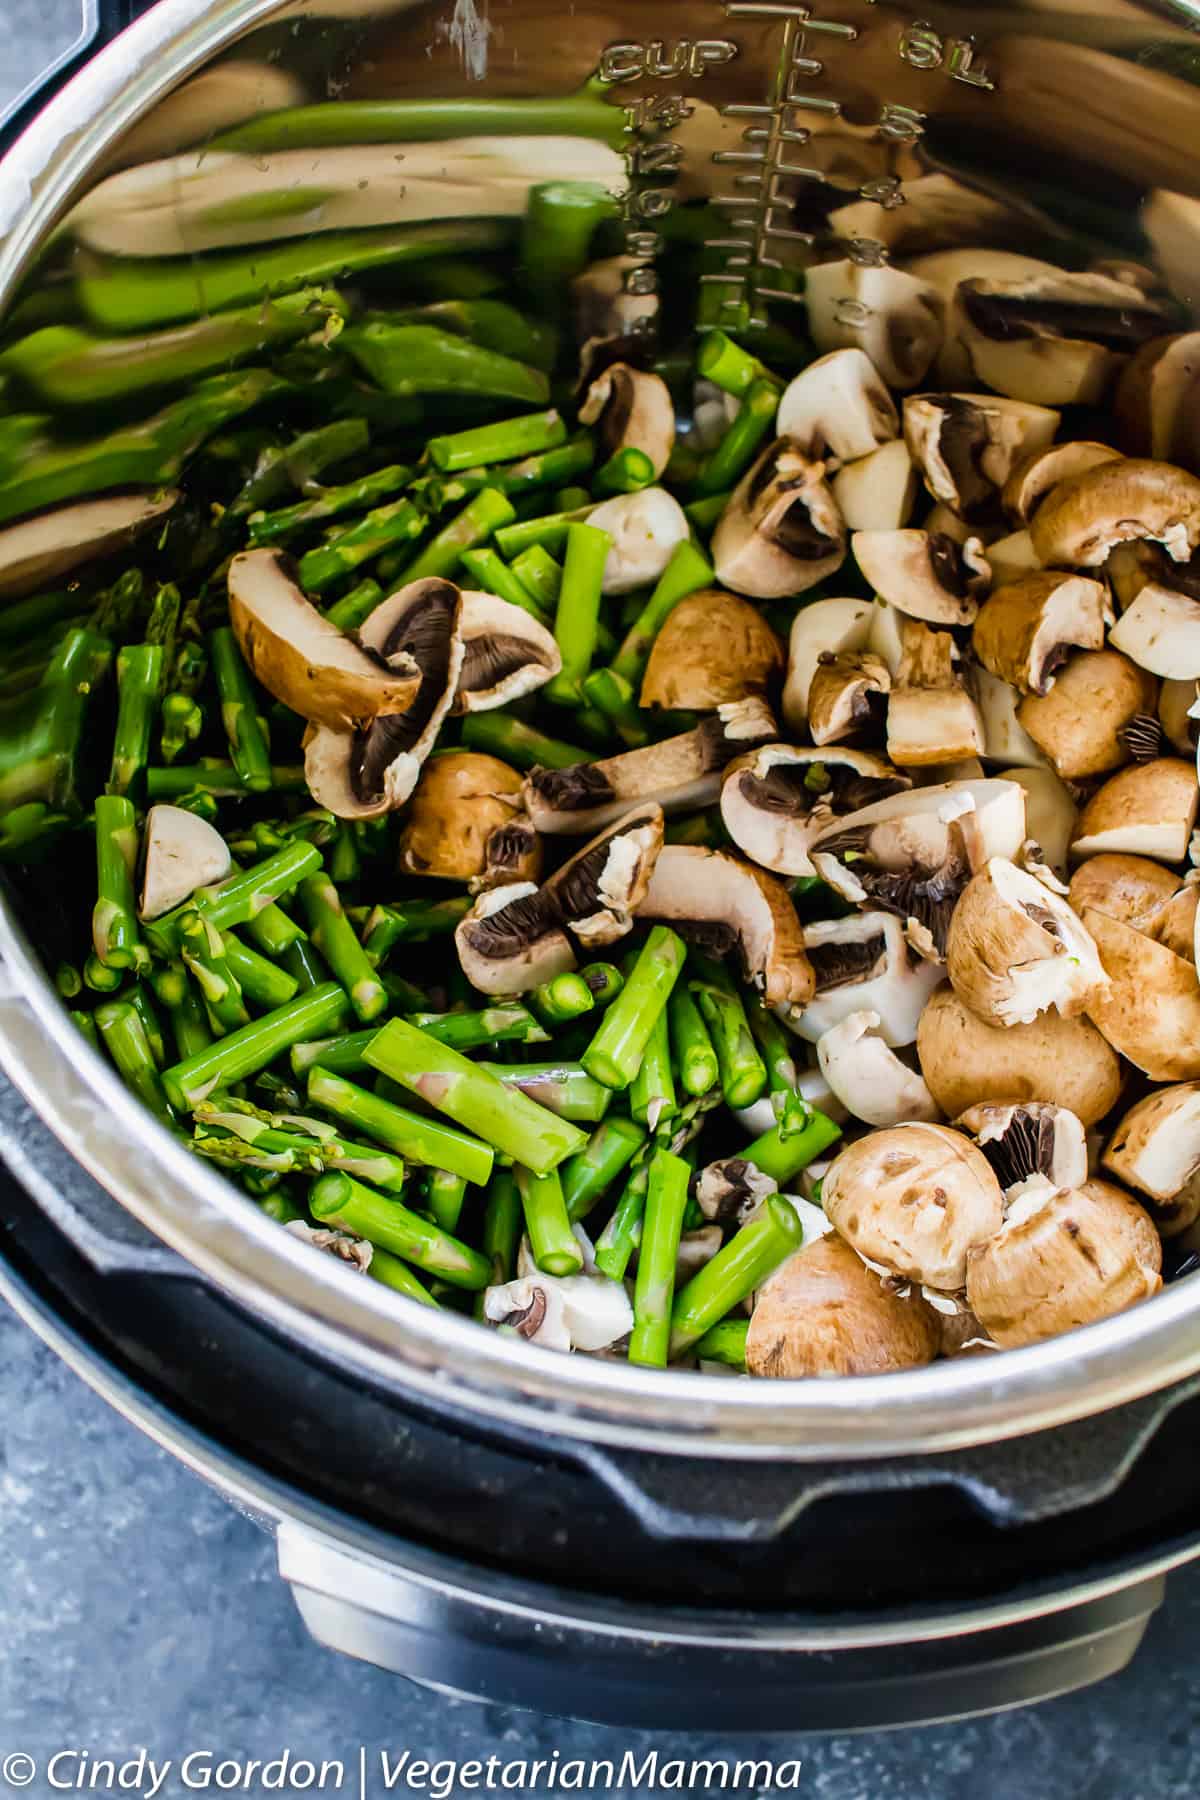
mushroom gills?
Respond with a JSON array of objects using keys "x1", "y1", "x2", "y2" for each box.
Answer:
[
  {"x1": 957, "y1": 1101, "x2": 1088, "y2": 1195},
  {"x1": 350, "y1": 582, "x2": 461, "y2": 805}
]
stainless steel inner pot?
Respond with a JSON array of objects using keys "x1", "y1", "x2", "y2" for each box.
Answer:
[{"x1": 2, "y1": 0, "x2": 1199, "y2": 1463}]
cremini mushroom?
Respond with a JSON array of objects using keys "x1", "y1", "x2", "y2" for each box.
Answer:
[
  {"x1": 1103, "y1": 1084, "x2": 1200, "y2": 1236},
  {"x1": 852, "y1": 528, "x2": 989, "y2": 627},
  {"x1": 745, "y1": 1233, "x2": 940, "y2": 1377},
  {"x1": 954, "y1": 270, "x2": 1168, "y2": 406},
  {"x1": 972, "y1": 572, "x2": 1111, "y2": 697},
  {"x1": 1109, "y1": 581, "x2": 1200, "y2": 679},
  {"x1": 578, "y1": 361, "x2": 674, "y2": 479},
  {"x1": 1030, "y1": 459, "x2": 1200, "y2": 570},
  {"x1": 975, "y1": 668, "x2": 1050, "y2": 769},
  {"x1": 719, "y1": 744, "x2": 908, "y2": 880},
  {"x1": 816, "y1": 1011, "x2": 940, "y2": 1127},
  {"x1": 807, "y1": 651, "x2": 891, "y2": 747},
  {"x1": 638, "y1": 590, "x2": 783, "y2": 712},
  {"x1": 635, "y1": 844, "x2": 813, "y2": 1008},
  {"x1": 1016, "y1": 649, "x2": 1158, "y2": 781},
  {"x1": 1004, "y1": 766, "x2": 1077, "y2": 881},
  {"x1": 822, "y1": 1121, "x2": 1004, "y2": 1290},
  {"x1": 694, "y1": 1157, "x2": 778, "y2": 1228},
  {"x1": 571, "y1": 256, "x2": 658, "y2": 363},
  {"x1": 397, "y1": 751, "x2": 540, "y2": 889},
  {"x1": 805, "y1": 259, "x2": 944, "y2": 390},
  {"x1": 983, "y1": 528, "x2": 1041, "y2": 587},
  {"x1": 902, "y1": 392, "x2": 1059, "y2": 521},
  {"x1": 1070, "y1": 759, "x2": 1198, "y2": 862},
  {"x1": 1001, "y1": 441, "x2": 1123, "y2": 526},
  {"x1": 775, "y1": 347, "x2": 898, "y2": 463},
  {"x1": 1149, "y1": 879, "x2": 1198, "y2": 963},
  {"x1": 586, "y1": 487, "x2": 690, "y2": 595},
  {"x1": 484, "y1": 1262, "x2": 633, "y2": 1353},
  {"x1": 543, "y1": 803, "x2": 664, "y2": 948},
  {"x1": 956, "y1": 1100, "x2": 1089, "y2": 1196},
  {"x1": 789, "y1": 910, "x2": 946, "y2": 1047},
  {"x1": 886, "y1": 618, "x2": 983, "y2": 767},
  {"x1": 453, "y1": 590, "x2": 561, "y2": 713},
  {"x1": 781, "y1": 596, "x2": 874, "y2": 732},
  {"x1": 905, "y1": 248, "x2": 1063, "y2": 387},
  {"x1": 454, "y1": 881, "x2": 575, "y2": 996},
  {"x1": 523, "y1": 698, "x2": 776, "y2": 833},
  {"x1": 829, "y1": 438, "x2": 919, "y2": 531},
  {"x1": 916, "y1": 985, "x2": 1122, "y2": 1124},
  {"x1": 965, "y1": 1178, "x2": 1161, "y2": 1349},
  {"x1": 1114, "y1": 332, "x2": 1200, "y2": 467},
  {"x1": 1081, "y1": 907, "x2": 1200, "y2": 1080},
  {"x1": 712, "y1": 439, "x2": 846, "y2": 601},
  {"x1": 1160, "y1": 678, "x2": 1200, "y2": 756},
  {"x1": 946, "y1": 857, "x2": 1107, "y2": 1027},
  {"x1": 0, "y1": 489, "x2": 180, "y2": 600},
  {"x1": 138, "y1": 804, "x2": 231, "y2": 921},
  {"x1": 1068, "y1": 853, "x2": 1183, "y2": 935}
]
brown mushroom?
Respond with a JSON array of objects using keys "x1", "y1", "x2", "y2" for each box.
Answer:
[
  {"x1": 886, "y1": 619, "x2": 983, "y2": 767},
  {"x1": 955, "y1": 270, "x2": 1169, "y2": 406},
  {"x1": 916, "y1": 986, "x2": 1122, "y2": 1125},
  {"x1": 902, "y1": 391, "x2": 1059, "y2": 522},
  {"x1": 1001, "y1": 441, "x2": 1123, "y2": 526},
  {"x1": 776, "y1": 347, "x2": 898, "y2": 463},
  {"x1": 719, "y1": 744, "x2": 908, "y2": 881},
  {"x1": 638, "y1": 590, "x2": 783, "y2": 712},
  {"x1": 781, "y1": 596, "x2": 875, "y2": 731},
  {"x1": 1016, "y1": 649, "x2": 1158, "y2": 781},
  {"x1": 816, "y1": 1011, "x2": 941, "y2": 1127},
  {"x1": 453, "y1": 590, "x2": 561, "y2": 713},
  {"x1": 1082, "y1": 907, "x2": 1200, "y2": 1080},
  {"x1": 635, "y1": 844, "x2": 813, "y2": 1008},
  {"x1": 0, "y1": 489, "x2": 180, "y2": 600},
  {"x1": 1160, "y1": 678, "x2": 1200, "y2": 756},
  {"x1": 805, "y1": 259, "x2": 944, "y2": 390},
  {"x1": 956, "y1": 1100, "x2": 1089, "y2": 1195},
  {"x1": 543, "y1": 803, "x2": 664, "y2": 948},
  {"x1": 454, "y1": 881, "x2": 575, "y2": 996},
  {"x1": 1103, "y1": 1084, "x2": 1200, "y2": 1236},
  {"x1": 746, "y1": 1234, "x2": 940, "y2": 1378},
  {"x1": 946, "y1": 857, "x2": 1107, "y2": 1027},
  {"x1": 1070, "y1": 759, "x2": 1198, "y2": 862},
  {"x1": 397, "y1": 751, "x2": 540, "y2": 889},
  {"x1": 1113, "y1": 332, "x2": 1200, "y2": 468},
  {"x1": 971, "y1": 572, "x2": 1111, "y2": 697},
  {"x1": 138, "y1": 804, "x2": 232, "y2": 921},
  {"x1": 791, "y1": 910, "x2": 946, "y2": 1047},
  {"x1": 712, "y1": 440, "x2": 846, "y2": 600},
  {"x1": 852, "y1": 528, "x2": 989, "y2": 627},
  {"x1": 1067, "y1": 853, "x2": 1182, "y2": 934},
  {"x1": 578, "y1": 361, "x2": 674, "y2": 479},
  {"x1": 807, "y1": 651, "x2": 891, "y2": 747},
  {"x1": 1108, "y1": 581, "x2": 1200, "y2": 679},
  {"x1": 830, "y1": 438, "x2": 919, "y2": 531},
  {"x1": 1030, "y1": 458, "x2": 1200, "y2": 570}
]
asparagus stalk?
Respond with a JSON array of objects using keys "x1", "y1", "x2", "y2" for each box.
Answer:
[
  {"x1": 298, "y1": 498, "x2": 425, "y2": 595},
  {"x1": 148, "y1": 840, "x2": 321, "y2": 953},
  {"x1": 306, "y1": 1067, "x2": 493, "y2": 1186},
  {"x1": 107, "y1": 643, "x2": 164, "y2": 800},
  {"x1": 629, "y1": 1005, "x2": 677, "y2": 1131},
  {"x1": 342, "y1": 323, "x2": 549, "y2": 405},
  {"x1": 684, "y1": 491, "x2": 731, "y2": 534},
  {"x1": 629, "y1": 1148, "x2": 691, "y2": 1367},
  {"x1": 282, "y1": 937, "x2": 327, "y2": 993},
  {"x1": 324, "y1": 578, "x2": 384, "y2": 634},
  {"x1": 696, "y1": 330, "x2": 781, "y2": 398},
  {"x1": 70, "y1": 1010, "x2": 101, "y2": 1053},
  {"x1": 579, "y1": 963, "x2": 624, "y2": 1009},
  {"x1": 194, "y1": 1097, "x2": 408, "y2": 1192},
  {"x1": 694, "y1": 378, "x2": 779, "y2": 497},
  {"x1": 127, "y1": 982, "x2": 167, "y2": 1069},
  {"x1": 669, "y1": 1197, "x2": 803, "y2": 1358},
  {"x1": 476, "y1": 1169, "x2": 523, "y2": 1310},
  {"x1": 299, "y1": 872, "x2": 388, "y2": 1023},
  {"x1": 214, "y1": 84, "x2": 626, "y2": 152},
  {"x1": 580, "y1": 666, "x2": 648, "y2": 750},
  {"x1": 367, "y1": 1248, "x2": 440, "y2": 1308},
  {"x1": 509, "y1": 545, "x2": 562, "y2": 611},
  {"x1": 95, "y1": 999, "x2": 175, "y2": 1125},
  {"x1": 743, "y1": 1110, "x2": 842, "y2": 1187},
  {"x1": 521, "y1": 182, "x2": 619, "y2": 300},
  {"x1": 610, "y1": 539, "x2": 714, "y2": 689},
  {"x1": 231, "y1": 418, "x2": 370, "y2": 515},
  {"x1": 529, "y1": 972, "x2": 595, "y2": 1027},
  {"x1": 516, "y1": 1165, "x2": 583, "y2": 1277},
  {"x1": 220, "y1": 929, "x2": 299, "y2": 1010},
  {"x1": 593, "y1": 447, "x2": 655, "y2": 496},
  {"x1": 668, "y1": 984, "x2": 719, "y2": 1098},
  {"x1": 593, "y1": 1162, "x2": 649, "y2": 1282},
  {"x1": 492, "y1": 503, "x2": 596, "y2": 561},
  {"x1": 247, "y1": 464, "x2": 412, "y2": 546},
  {"x1": 457, "y1": 548, "x2": 549, "y2": 622},
  {"x1": 689, "y1": 956, "x2": 767, "y2": 1110},
  {"x1": 310, "y1": 1171, "x2": 491, "y2": 1289},
  {"x1": 178, "y1": 908, "x2": 250, "y2": 1036},
  {"x1": 582, "y1": 926, "x2": 687, "y2": 1091},
  {"x1": 460, "y1": 712, "x2": 596, "y2": 771},
  {"x1": 396, "y1": 487, "x2": 517, "y2": 585},
  {"x1": 162, "y1": 982, "x2": 349, "y2": 1111},
  {"x1": 692, "y1": 1319, "x2": 749, "y2": 1369},
  {"x1": 543, "y1": 520, "x2": 612, "y2": 706},
  {"x1": 145, "y1": 762, "x2": 308, "y2": 801},
  {"x1": 83, "y1": 953, "x2": 124, "y2": 993},
  {"x1": 425, "y1": 1167, "x2": 468, "y2": 1235},
  {"x1": 92, "y1": 795, "x2": 146, "y2": 972},
  {"x1": 562, "y1": 1116, "x2": 646, "y2": 1224},
  {"x1": 361, "y1": 896, "x2": 471, "y2": 965},
  {"x1": 209, "y1": 626, "x2": 272, "y2": 793},
  {"x1": 151, "y1": 962, "x2": 213, "y2": 1060},
  {"x1": 475, "y1": 1061, "x2": 612, "y2": 1124},
  {"x1": 427, "y1": 409, "x2": 566, "y2": 473}
]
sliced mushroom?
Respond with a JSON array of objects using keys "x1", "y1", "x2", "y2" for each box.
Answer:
[
  {"x1": 720, "y1": 744, "x2": 908, "y2": 880},
  {"x1": 578, "y1": 362, "x2": 674, "y2": 479},
  {"x1": 1017, "y1": 649, "x2": 1158, "y2": 781},
  {"x1": 138, "y1": 804, "x2": 231, "y2": 921},
  {"x1": 972, "y1": 572, "x2": 1111, "y2": 697},
  {"x1": 523, "y1": 697, "x2": 776, "y2": 833},
  {"x1": 635, "y1": 844, "x2": 813, "y2": 1008},
  {"x1": 584, "y1": 487, "x2": 689, "y2": 596},
  {"x1": 1104, "y1": 1084, "x2": 1200, "y2": 1236},
  {"x1": 639, "y1": 590, "x2": 783, "y2": 712},
  {"x1": 1070, "y1": 758, "x2": 1197, "y2": 864},
  {"x1": 808, "y1": 651, "x2": 891, "y2": 747},
  {"x1": 955, "y1": 270, "x2": 1168, "y2": 406},
  {"x1": 571, "y1": 256, "x2": 658, "y2": 362},
  {"x1": 805, "y1": 259, "x2": 944, "y2": 390},
  {"x1": 745, "y1": 1233, "x2": 940, "y2": 1378},
  {"x1": 965, "y1": 1178, "x2": 1161, "y2": 1349},
  {"x1": 454, "y1": 881, "x2": 575, "y2": 997},
  {"x1": 694, "y1": 1157, "x2": 778, "y2": 1228},
  {"x1": 0, "y1": 489, "x2": 180, "y2": 600},
  {"x1": 1114, "y1": 332, "x2": 1200, "y2": 468},
  {"x1": 484, "y1": 1266, "x2": 633, "y2": 1353},
  {"x1": 303, "y1": 578, "x2": 464, "y2": 818},
  {"x1": 1161, "y1": 678, "x2": 1200, "y2": 756},
  {"x1": 830, "y1": 438, "x2": 919, "y2": 531},
  {"x1": 1030, "y1": 459, "x2": 1200, "y2": 570},
  {"x1": 1082, "y1": 906, "x2": 1200, "y2": 1080},
  {"x1": 776, "y1": 348, "x2": 898, "y2": 463},
  {"x1": 957, "y1": 1101, "x2": 1088, "y2": 1196},
  {"x1": 903, "y1": 392, "x2": 1059, "y2": 522},
  {"x1": 1109, "y1": 582, "x2": 1200, "y2": 679},
  {"x1": 1148, "y1": 879, "x2": 1198, "y2": 963},
  {"x1": 781, "y1": 596, "x2": 874, "y2": 732},
  {"x1": 905, "y1": 248, "x2": 1063, "y2": 387},
  {"x1": 975, "y1": 668, "x2": 1051, "y2": 769},
  {"x1": 917, "y1": 985, "x2": 1122, "y2": 1125},
  {"x1": 712, "y1": 440, "x2": 846, "y2": 601},
  {"x1": 1068, "y1": 853, "x2": 1183, "y2": 935},
  {"x1": 852, "y1": 528, "x2": 989, "y2": 627},
  {"x1": 1001, "y1": 441, "x2": 1123, "y2": 526},
  {"x1": 816, "y1": 1011, "x2": 940, "y2": 1128},
  {"x1": 789, "y1": 911, "x2": 945, "y2": 1048},
  {"x1": 1003, "y1": 766, "x2": 1077, "y2": 881},
  {"x1": 453, "y1": 590, "x2": 561, "y2": 713},
  {"x1": 946, "y1": 857, "x2": 1107, "y2": 1027},
  {"x1": 397, "y1": 751, "x2": 540, "y2": 889},
  {"x1": 984, "y1": 528, "x2": 1041, "y2": 587},
  {"x1": 284, "y1": 1221, "x2": 374, "y2": 1273},
  {"x1": 822, "y1": 1121, "x2": 1004, "y2": 1290},
  {"x1": 886, "y1": 619, "x2": 983, "y2": 767},
  {"x1": 543, "y1": 803, "x2": 664, "y2": 948}
]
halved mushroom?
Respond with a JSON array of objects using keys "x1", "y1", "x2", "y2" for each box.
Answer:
[
  {"x1": 285, "y1": 1221, "x2": 374, "y2": 1273},
  {"x1": 906, "y1": 248, "x2": 1063, "y2": 388},
  {"x1": 454, "y1": 881, "x2": 575, "y2": 996},
  {"x1": 1114, "y1": 332, "x2": 1200, "y2": 468},
  {"x1": 1003, "y1": 766, "x2": 1077, "y2": 880},
  {"x1": 956, "y1": 1101, "x2": 1088, "y2": 1196},
  {"x1": 829, "y1": 169, "x2": 1052, "y2": 260},
  {"x1": 946, "y1": 857, "x2": 1107, "y2": 1027},
  {"x1": 1031, "y1": 459, "x2": 1200, "y2": 570},
  {"x1": 1017, "y1": 649, "x2": 1158, "y2": 781},
  {"x1": 639, "y1": 590, "x2": 783, "y2": 712},
  {"x1": 965, "y1": 1178, "x2": 1161, "y2": 1349},
  {"x1": 781, "y1": 596, "x2": 874, "y2": 732},
  {"x1": 228, "y1": 549, "x2": 423, "y2": 732},
  {"x1": 1142, "y1": 191, "x2": 1200, "y2": 333},
  {"x1": 578, "y1": 362, "x2": 674, "y2": 479},
  {"x1": 1068, "y1": 852, "x2": 1182, "y2": 937},
  {"x1": 903, "y1": 392, "x2": 1059, "y2": 522},
  {"x1": 635, "y1": 844, "x2": 813, "y2": 1008},
  {"x1": 1104, "y1": 1084, "x2": 1200, "y2": 1236},
  {"x1": 1001, "y1": 441, "x2": 1123, "y2": 526},
  {"x1": 720, "y1": 744, "x2": 908, "y2": 880},
  {"x1": 972, "y1": 572, "x2": 1111, "y2": 697},
  {"x1": 809, "y1": 777, "x2": 1027, "y2": 962},
  {"x1": 776, "y1": 348, "x2": 898, "y2": 463},
  {"x1": 712, "y1": 440, "x2": 846, "y2": 601},
  {"x1": 453, "y1": 590, "x2": 561, "y2": 713},
  {"x1": 822, "y1": 1121, "x2": 1004, "y2": 1290},
  {"x1": 0, "y1": 489, "x2": 180, "y2": 600},
  {"x1": 805, "y1": 259, "x2": 944, "y2": 390},
  {"x1": 523, "y1": 697, "x2": 776, "y2": 834},
  {"x1": 303, "y1": 578, "x2": 464, "y2": 818},
  {"x1": 543, "y1": 803, "x2": 664, "y2": 948},
  {"x1": 571, "y1": 256, "x2": 658, "y2": 362},
  {"x1": 1082, "y1": 906, "x2": 1200, "y2": 1080},
  {"x1": 694, "y1": 1157, "x2": 778, "y2": 1228},
  {"x1": 585, "y1": 488, "x2": 690, "y2": 595},
  {"x1": 816, "y1": 1011, "x2": 940, "y2": 1127},
  {"x1": 917, "y1": 985, "x2": 1122, "y2": 1125},
  {"x1": 1148, "y1": 879, "x2": 1198, "y2": 963},
  {"x1": 975, "y1": 669, "x2": 1051, "y2": 769},
  {"x1": 1109, "y1": 582, "x2": 1200, "y2": 679},
  {"x1": 830, "y1": 438, "x2": 919, "y2": 531},
  {"x1": 484, "y1": 1265, "x2": 633, "y2": 1353},
  {"x1": 886, "y1": 619, "x2": 983, "y2": 767},
  {"x1": 789, "y1": 911, "x2": 945, "y2": 1048},
  {"x1": 808, "y1": 651, "x2": 891, "y2": 747},
  {"x1": 852, "y1": 528, "x2": 989, "y2": 627},
  {"x1": 397, "y1": 751, "x2": 540, "y2": 890},
  {"x1": 138, "y1": 804, "x2": 231, "y2": 921},
  {"x1": 954, "y1": 270, "x2": 1169, "y2": 406},
  {"x1": 984, "y1": 528, "x2": 1041, "y2": 587},
  {"x1": 1070, "y1": 759, "x2": 1198, "y2": 862},
  {"x1": 745, "y1": 1233, "x2": 940, "y2": 1378},
  {"x1": 1161, "y1": 679, "x2": 1200, "y2": 756}
]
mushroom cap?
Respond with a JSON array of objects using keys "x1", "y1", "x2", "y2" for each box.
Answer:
[
  {"x1": 916, "y1": 985, "x2": 1122, "y2": 1125},
  {"x1": 954, "y1": 270, "x2": 1167, "y2": 406},
  {"x1": 639, "y1": 589, "x2": 784, "y2": 712},
  {"x1": 781, "y1": 596, "x2": 874, "y2": 732},
  {"x1": 712, "y1": 440, "x2": 847, "y2": 601},
  {"x1": 228, "y1": 549, "x2": 423, "y2": 731},
  {"x1": 571, "y1": 254, "x2": 658, "y2": 351},
  {"x1": 397, "y1": 751, "x2": 537, "y2": 886},
  {"x1": 947, "y1": 856, "x2": 1107, "y2": 1027},
  {"x1": 1016, "y1": 649, "x2": 1158, "y2": 781},
  {"x1": 1030, "y1": 458, "x2": 1200, "y2": 570},
  {"x1": 453, "y1": 589, "x2": 561, "y2": 713},
  {"x1": 1071, "y1": 758, "x2": 1198, "y2": 862},
  {"x1": 746, "y1": 1233, "x2": 940, "y2": 1377},
  {"x1": 1148, "y1": 880, "x2": 1198, "y2": 963},
  {"x1": 965, "y1": 1178, "x2": 1161, "y2": 1350},
  {"x1": 822, "y1": 1121, "x2": 1004, "y2": 1290},
  {"x1": 791, "y1": 909, "x2": 946, "y2": 1048},
  {"x1": 1109, "y1": 582, "x2": 1200, "y2": 680},
  {"x1": 1001, "y1": 440, "x2": 1123, "y2": 526},
  {"x1": 816, "y1": 1010, "x2": 941, "y2": 1127},
  {"x1": 719, "y1": 744, "x2": 907, "y2": 880},
  {"x1": 544, "y1": 802, "x2": 664, "y2": 947},
  {"x1": 1082, "y1": 905, "x2": 1200, "y2": 1080},
  {"x1": 138, "y1": 804, "x2": 232, "y2": 921},
  {"x1": 0, "y1": 489, "x2": 180, "y2": 600},
  {"x1": 635, "y1": 843, "x2": 813, "y2": 1008},
  {"x1": 1103, "y1": 1083, "x2": 1200, "y2": 1233},
  {"x1": 852, "y1": 528, "x2": 988, "y2": 627},
  {"x1": 1113, "y1": 332, "x2": 1200, "y2": 466},
  {"x1": 830, "y1": 438, "x2": 919, "y2": 532},
  {"x1": 454, "y1": 881, "x2": 575, "y2": 996},
  {"x1": 1068, "y1": 852, "x2": 1182, "y2": 933},
  {"x1": 808, "y1": 651, "x2": 891, "y2": 747},
  {"x1": 578, "y1": 362, "x2": 674, "y2": 478},
  {"x1": 805, "y1": 259, "x2": 944, "y2": 390},
  {"x1": 587, "y1": 487, "x2": 690, "y2": 595},
  {"x1": 956, "y1": 1100, "x2": 1089, "y2": 1195},
  {"x1": 971, "y1": 572, "x2": 1111, "y2": 697},
  {"x1": 776, "y1": 347, "x2": 898, "y2": 463},
  {"x1": 902, "y1": 391, "x2": 1059, "y2": 521}
]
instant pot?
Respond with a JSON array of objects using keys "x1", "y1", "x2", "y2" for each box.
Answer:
[{"x1": 3, "y1": 0, "x2": 1200, "y2": 1730}]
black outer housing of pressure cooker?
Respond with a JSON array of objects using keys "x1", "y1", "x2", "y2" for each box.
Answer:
[{"x1": 7, "y1": 4, "x2": 1200, "y2": 1733}]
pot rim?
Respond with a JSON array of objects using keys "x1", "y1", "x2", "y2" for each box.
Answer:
[{"x1": 4, "y1": 0, "x2": 1200, "y2": 1459}]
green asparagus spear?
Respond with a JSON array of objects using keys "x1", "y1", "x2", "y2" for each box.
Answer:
[
  {"x1": 694, "y1": 378, "x2": 778, "y2": 497},
  {"x1": 152, "y1": 962, "x2": 213, "y2": 1060},
  {"x1": 457, "y1": 549, "x2": 548, "y2": 621},
  {"x1": 692, "y1": 1318, "x2": 749, "y2": 1369},
  {"x1": 247, "y1": 464, "x2": 412, "y2": 546},
  {"x1": 509, "y1": 544, "x2": 563, "y2": 611},
  {"x1": 367, "y1": 1247, "x2": 441, "y2": 1307},
  {"x1": 306, "y1": 1067, "x2": 493, "y2": 1187},
  {"x1": 342, "y1": 323, "x2": 549, "y2": 405},
  {"x1": 696, "y1": 330, "x2": 781, "y2": 398},
  {"x1": 361, "y1": 896, "x2": 471, "y2": 964},
  {"x1": 214, "y1": 83, "x2": 626, "y2": 152},
  {"x1": 427, "y1": 409, "x2": 566, "y2": 473},
  {"x1": 282, "y1": 937, "x2": 327, "y2": 993},
  {"x1": 231, "y1": 418, "x2": 370, "y2": 515},
  {"x1": 107, "y1": 643, "x2": 164, "y2": 800},
  {"x1": 516, "y1": 1165, "x2": 583, "y2": 1276},
  {"x1": 323, "y1": 578, "x2": 384, "y2": 634},
  {"x1": 492, "y1": 503, "x2": 596, "y2": 561},
  {"x1": 579, "y1": 963, "x2": 624, "y2": 1008},
  {"x1": 582, "y1": 926, "x2": 687, "y2": 1091},
  {"x1": 529, "y1": 972, "x2": 595, "y2": 1027},
  {"x1": 593, "y1": 1162, "x2": 649, "y2": 1282},
  {"x1": 545, "y1": 520, "x2": 611, "y2": 705},
  {"x1": 148, "y1": 840, "x2": 321, "y2": 953},
  {"x1": 310, "y1": 1172, "x2": 491, "y2": 1289},
  {"x1": 521, "y1": 182, "x2": 619, "y2": 301},
  {"x1": 92, "y1": 795, "x2": 146, "y2": 971},
  {"x1": 669, "y1": 1197, "x2": 802, "y2": 1357},
  {"x1": 689, "y1": 956, "x2": 767, "y2": 1110},
  {"x1": 178, "y1": 908, "x2": 250, "y2": 1036},
  {"x1": 562, "y1": 1116, "x2": 646, "y2": 1224},
  {"x1": 593, "y1": 447, "x2": 655, "y2": 496},
  {"x1": 476, "y1": 1168, "x2": 523, "y2": 1308},
  {"x1": 127, "y1": 982, "x2": 167, "y2": 1069},
  {"x1": 95, "y1": 998, "x2": 175, "y2": 1125},
  {"x1": 298, "y1": 872, "x2": 387, "y2": 1023},
  {"x1": 579, "y1": 666, "x2": 648, "y2": 749},
  {"x1": 629, "y1": 1148, "x2": 691, "y2": 1367},
  {"x1": 684, "y1": 491, "x2": 731, "y2": 534},
  {"x1": 209, "y1": 626, "x2": 272, "y2": 793},
  {"x1": 629, "y1": 1005, "x2": 677, "y2": 1131},
  {"x1": 297, "y1": 497, "x2": 425, "y2": 596},
  {"x1": 743, "y1": 1109, "x2": 842, "y2": 1187},
  {"x1": 70, "y1": 1010, "x2": 100, "y2": 1053},
  {"x1": 611, "y1": 539, "x2": 713, "y2": 689},
  {"x1": 220, "y1": 929, "x2": 299, "y2": 1010},
  {"x1": 460, "y1": 712, "x2": 596, "y2": 770},
  {"x1": 145, "y1": 763, "x2": 308, "y2": 801},
  {"x1": 668, "y1": 984, "x2": 719, "y2": 1098},
  {"x1": 424, "y1": 1167, "x2": 468, "y2": 1235},
  {"x1": 397, "y1": 487, "x2": 517, "y2": 584},
  {"x1": 82, "y1": 953, "x2": 124, "y2": 993},
  {"x1": 476, "y1": 1062, "x2": 612, "y2": 1123},
  {"x1": 162, "y1": 982, "x2": 349, "y2": 1111}
]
